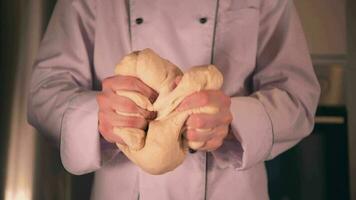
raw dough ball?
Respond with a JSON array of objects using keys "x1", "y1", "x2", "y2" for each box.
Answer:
[{"x1": 114, "y1": 49, "x2": 223, "y2": 175}]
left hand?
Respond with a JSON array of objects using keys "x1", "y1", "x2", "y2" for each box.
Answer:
[{"x1": 177, "y1": 90, "x2": 233, "y2": 151}]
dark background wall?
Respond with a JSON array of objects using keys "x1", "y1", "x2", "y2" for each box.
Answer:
[
  {"x1": 0, "y1": 1, "x2": 61, "y2": 199},
  {"x1": 0, "y1": 1, "x2": 94, "y2": 199},
  {"x1": 347, "y1": 0, "x2": 356, "y2": 199},
  {"x1": 0, "y1": 0, "x2": 21, "y2": 197}
]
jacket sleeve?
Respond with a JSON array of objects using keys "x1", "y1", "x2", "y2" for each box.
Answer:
[
  {"x1": 212, "y1": 0, "x2": 320, "y2": 170},
  {"x1": 27, "y1": 0, "x2": 118, "y2": 175}
]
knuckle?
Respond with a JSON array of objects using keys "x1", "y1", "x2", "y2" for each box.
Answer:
[
  {"x1": 111, "y1": 102, "x2": 119, "y2": 112},
  {"x1": 97, "y1": 93, "x2": 111, "y2": 108},
  {"x1": 102, "y1": 78, "x2": 112, "y2": 89},
  {"x1": 96, "y1": 93, "x2": 105, "y2": 104}
]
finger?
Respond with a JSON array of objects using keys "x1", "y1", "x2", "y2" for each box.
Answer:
[
  {"x1": 185, "y1": 125, "x2": 228, "y2": 142},
  {"x1": 98, "y1": 118, "x2": 125, "y2": 144},
  {"x1": 99, "y1": 110, "x2": 148, "y2": 129},
  {"x1": 188, "y1": 141, "x2": 205, "y2": 150},
  {"x1": 97, "y1": 91, "x2": 156, "y2": 120},
  {"x1": 96, "y1": 91, "x2": 114, "y2": 111},
  {"x1": 184, "y1": 127, "x2": 215, "y2": 142},
  {"x1": 102, "y1": 75, "x2": 158, "y2": 102},
  {"x1": 186, "y1": 110, "x2": 232, "y2": 129},
  {"x1": 177, "y1": 90, "x2": 230, "y2": 111},
  {"x1": 110, "y1": 93, "x2": 156, "y2": 120},
  {"x1": 200, "y1": 138, "x2": 224, "y2": 152},
  {"x1": 199, "y1": 125, "x2": 229, "y2": 151}
]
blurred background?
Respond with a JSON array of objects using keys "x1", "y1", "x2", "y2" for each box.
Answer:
[{"x1": 0, "y1": 0, "x2": 355, "y2": 199}]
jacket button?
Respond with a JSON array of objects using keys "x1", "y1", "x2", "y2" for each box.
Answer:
[
  {"x1": 199, "y1": 17, "x2": 208, "y2": 24},
  {"x1": 135, "y1": 17, "x2": 144, "y2": 25}
]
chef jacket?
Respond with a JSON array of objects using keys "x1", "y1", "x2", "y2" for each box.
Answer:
[{"x1": 28, "y1": 0, "x2": 321, "y2": 199}]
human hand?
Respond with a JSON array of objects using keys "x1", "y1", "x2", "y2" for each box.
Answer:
[
  {"x1": 177, "y1": 90, "x2": 232, "y2": 151},
  {"x1": 96, "y1": 75, "x2": 158, "y2": 144}
]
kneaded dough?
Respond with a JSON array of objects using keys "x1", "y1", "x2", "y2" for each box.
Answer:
[{"x1": 114, "y1": 49, "x2": 223, "y2": 175}]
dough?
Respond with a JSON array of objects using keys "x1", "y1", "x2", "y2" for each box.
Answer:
[{"x1": 114, "y1": 49, "x2": 223, "y2": 175}]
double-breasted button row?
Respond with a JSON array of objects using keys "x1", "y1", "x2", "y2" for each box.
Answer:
[{"x1": 134, "y1": 17, "x2": 208, "y2": 25}]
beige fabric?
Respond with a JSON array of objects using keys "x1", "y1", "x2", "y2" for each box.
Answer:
[{"x1": 114, "y1": 49, "x2": 223, "y2": 174}]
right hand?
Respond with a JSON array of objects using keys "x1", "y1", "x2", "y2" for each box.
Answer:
[{"x1": 96, "y1": 75, "x2": 158, "y2": 144}]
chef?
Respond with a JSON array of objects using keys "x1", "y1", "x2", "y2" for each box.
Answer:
[{"x1": 28, "y1": 0, "x2": 320, "y2": 199}]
